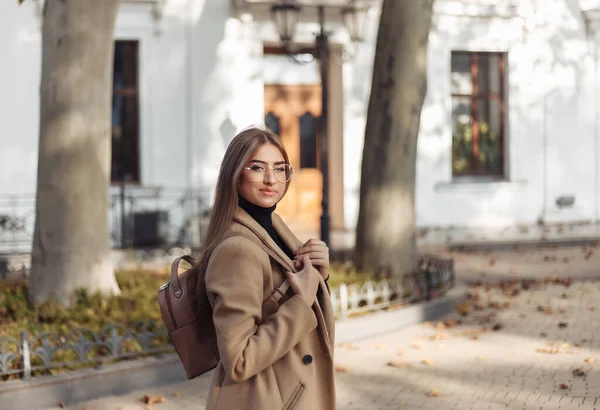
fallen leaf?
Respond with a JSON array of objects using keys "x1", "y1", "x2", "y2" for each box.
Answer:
[
  {"x1": 456, "y1": 301, "x2": 470, "y2": 316},
  {"x1": 492, "y1": 323, "x2": 503, "y2": 331},
  {"x1": 572, "y1": 368, "x2": 586, "y2": 377},
  {"x1": 172, "y1": 392, "x2": 181, "y2": 397},
  {"x1": 421, "y1": 359, "x2": 433, "y2": 366},
  {"x1": 427, "y1": 389, "x2": 443, "y2": 397},
  {"x1": 558, "y1": 322, "x2": 568, "y2": 328},
  {"x1": 142, "y1": 395, "x2": 166, "y2": 405},
  {"x1": 559, "y1": 383, "x2": 569, "y2": 389},
  {"x1": 488, "y1": 301, "x2": 503, "y2": 310},
  {"x1": 585, "y1": 357, "x2": 596, "y2": 364},
  {"x1": 59, "y1": 403, "x2": 66, "y2": 409},
  {"x1": 536, "y1": 347, "x2": 560, "y2": 354},
  {"x1": 442, "y1": 319, "x2": 459, "y2": 328},
  {"x1": 335, "y1": 364, "x2": 349, "y2": 373},
  {"x1": 540, "y1": 332, "x2": 548, "y2": 337},
  {"x1": 427, "y1": 332, "x2": 448, "y2": 341},
  {"x1": 339, "y1": 343, "x2": 360, "y2": 351},
  {"x1": 387, "y1": 360, "x2": 412, "y2": 368}
]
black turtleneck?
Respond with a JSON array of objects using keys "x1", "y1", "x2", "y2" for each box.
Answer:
[{"x1": 238, "y1": 196, "x2": 294, "y2": 260}]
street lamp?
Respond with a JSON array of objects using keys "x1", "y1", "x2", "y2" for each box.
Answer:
[
  {"x1": 270, "y1": 1, "x2": 301, "y2": 43},
  {"x1": 270, "y1": 0, "x2": 368, "y2": 245}
]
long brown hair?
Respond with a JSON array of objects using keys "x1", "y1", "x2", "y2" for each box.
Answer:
[{"x1": 195, "y1": 125, "x2": 291, "y2": 297}]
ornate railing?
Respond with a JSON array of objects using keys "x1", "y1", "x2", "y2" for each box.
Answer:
[
  {"x1": 331, "y1": 255, "x2": 455, "y2": 319},
  {"x1": 0, "y1": 187, "x2": 213, "y2": 255},
  {"x1": 0, "y1": 187, "x2": 212, "y2": 279},
  {"x1": 0, "y1": 320, "x2": 173, "y2": 381},
  {"x1": 108, "y1": 186, "x2": 212, "y2": 250},
  {"x1": 0, "y1": 194, "x2": 35, "y2": 255}
]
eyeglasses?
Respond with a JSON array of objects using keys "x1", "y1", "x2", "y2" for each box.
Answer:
[{"x1": 243, "y1": 163, "x2": 294, "y2": 183}]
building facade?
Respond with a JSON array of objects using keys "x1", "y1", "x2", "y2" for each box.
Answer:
[{"x1": 2, "y1": 0, "x2": 600, "y2": 253}]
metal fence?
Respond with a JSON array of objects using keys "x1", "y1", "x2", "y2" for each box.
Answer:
[
  {"x1": 0, "y1": 320, "x2": 172, "y2": 381},
  {"x1": 0, "y1": 188, "x2": 213, "y2": 254},
  {"x1": 332, "y1": 255, "x2": 455, "y2": 319},
  {"x1": 108, "y1": 186, "x2": 212, "y2": 250},
  {"x1": 0, "y1": 194, "x2": 35, "y2": 255}
]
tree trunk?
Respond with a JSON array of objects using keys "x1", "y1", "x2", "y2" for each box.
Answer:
[
  {"x1": 354, "y1": 0, "x2": 434, "y2": 278},
  {"x1": 29, "y1": 0, "x2": 121, "y2": 305}
]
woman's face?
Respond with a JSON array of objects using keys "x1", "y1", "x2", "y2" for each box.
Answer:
[{"x1": 239, "y1": 143, "x2": 288, "y2": 208}]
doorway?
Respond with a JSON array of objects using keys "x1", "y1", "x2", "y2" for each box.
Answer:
[{"x1": 264, "y1": 84, "x2": 322, "y2": 238}]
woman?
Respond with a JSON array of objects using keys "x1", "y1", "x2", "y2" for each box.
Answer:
[{"x1": 197, "y1": 126, "x2": 337, "y2": 410}]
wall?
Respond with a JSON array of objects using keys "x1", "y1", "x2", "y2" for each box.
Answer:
[
  {"x1": 416, "y1": 0, "x2": 600, "y2": 246},
  {"x1": 0, "y1": 1, "x2": 42, "y2": 195}
]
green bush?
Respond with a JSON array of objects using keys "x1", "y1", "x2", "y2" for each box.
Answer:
[{"x1": 0, "y1": 270, "x2": 167, "y2": 341}]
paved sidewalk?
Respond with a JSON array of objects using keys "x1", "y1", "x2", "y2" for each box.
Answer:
[
  {"x1": 47, "y1": 277, "x2": 600, "y2": 410},
  {"x1": 439, "y1": 243, "x2": 600, "y2": 282}
]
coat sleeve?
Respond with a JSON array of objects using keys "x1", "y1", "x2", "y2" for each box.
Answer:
[{"x1": 205, "y1": 236, "x2": 318, "y2": 383}]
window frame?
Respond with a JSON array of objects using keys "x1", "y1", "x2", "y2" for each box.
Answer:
[{"x1": 451, "y1": 51, "x2": 507, "y2": 179}]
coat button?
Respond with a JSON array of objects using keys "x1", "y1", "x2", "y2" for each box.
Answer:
[{"x1": 303, "y1": 354, "x2": 313, "y2": 365}]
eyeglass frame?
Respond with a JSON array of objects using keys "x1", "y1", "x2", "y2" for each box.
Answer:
[{"x1": 242, "y1": 161, "x2": 295, "y2": 183}]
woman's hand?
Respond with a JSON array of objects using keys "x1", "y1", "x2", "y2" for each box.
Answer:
[
  {"x1": 293, "y1": 239, "x2": 330, "y2": 280},
  {"x1": 287, "y1": 256, "x2": 321, "y2": 306}
]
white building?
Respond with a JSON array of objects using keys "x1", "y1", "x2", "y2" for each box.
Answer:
[{"x1": 2, "y1": 0, "x2": 600, "y2": 253}]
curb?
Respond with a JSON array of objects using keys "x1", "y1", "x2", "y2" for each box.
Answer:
[{"x1": 0, "y1": 283, "x2": 468, "y2": 410}]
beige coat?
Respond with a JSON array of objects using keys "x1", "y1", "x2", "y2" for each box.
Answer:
[{"x1": 204, "y1": 208, "x2": 337, "y2": 410}]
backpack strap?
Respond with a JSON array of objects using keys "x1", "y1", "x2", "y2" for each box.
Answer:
[
  {"x1": 169, "y1": 255, "x2": 197, "y2": 299},
  {"x1": 220, "y1": 231, "x2": 292, "y2": 303}
]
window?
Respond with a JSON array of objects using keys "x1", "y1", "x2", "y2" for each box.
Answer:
[
  {"x1": 451, "y1": 51, "x2": 506, "y2": 177},
  {"x1": 299, "y1": 111, "x2": 318, "y2": 169},
  {"x1": 265, "y1": 112, "x2": 281, "y2": 136},
  {"x1": 112, "y1": 40, "x2": 140, "y2": 183}
]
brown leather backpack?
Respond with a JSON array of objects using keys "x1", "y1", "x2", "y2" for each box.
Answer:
[{"x1": 157, "y1": 232, "x2": 291, "y2": 379}]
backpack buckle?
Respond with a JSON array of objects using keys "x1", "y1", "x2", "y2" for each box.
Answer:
[{"x1": 158, "y1": 280, "x2": 171, "y2": 292}]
